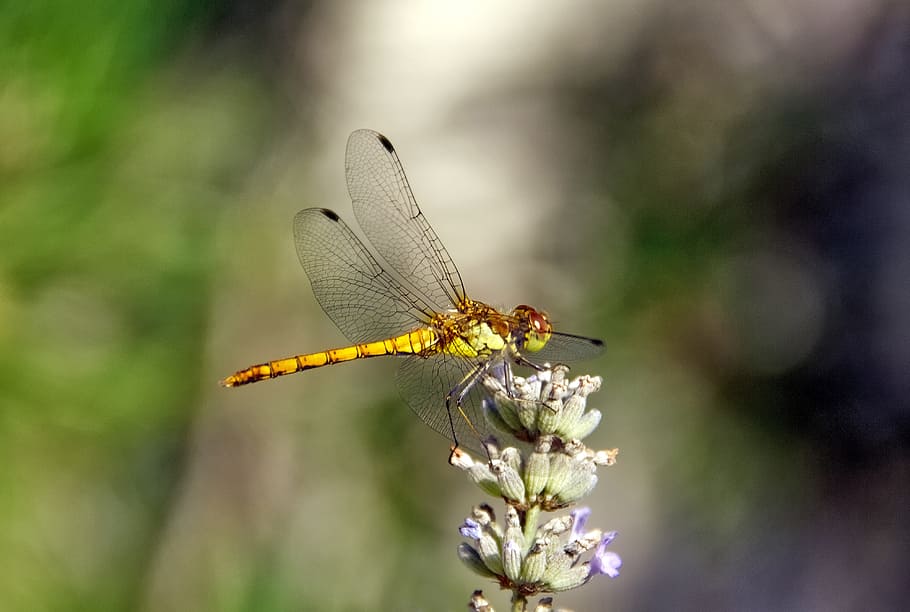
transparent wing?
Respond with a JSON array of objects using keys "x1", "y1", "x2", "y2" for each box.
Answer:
[
  {"x1": 396, "y1": 354, "x2": 496, "y2": 454},
  {"x1": 346, "y1": 129, "x2": 467, "y2": 312},
  {"x1": 293, "y1": 208, "x2": 436, "y2": 344},
  {"x1": 526, "y1": 331, "x2": 605, "y2": 365}
]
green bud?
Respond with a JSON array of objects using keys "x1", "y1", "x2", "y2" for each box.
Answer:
[
  {"x1": 517, "y1": 398, "x2": 540, "y2": 433},
  {"x1": 484, "y1": 400, "x2": 518, "y2": 437},
  {"x1": 547, "y1": 564, "x2": 590, "y2": 592},
  {"x1": 541, "y1": 546, "x2": 571, "y2": 585},
  {"x1": 503, "y1": 506, "x2": 526, "y2": 553},
  {"x1": 524, "y1": 438, "x2": 552, "y2": 499},
  {"x1": 536, "y1": 398, "x2": 562, "y2": 436},
  {"x1": 500, "y1": 447, "x2": 523, "y2": 474},
  {"x1": 565, "y1": 408, "x2": 602, "y2": 440},
  {"x1": 477, "y1": 531, "x2": 504, "y2": 575},
  {"x1": 544, "y1": 452, "x2": 572, "y2": 496},
  {"x1": 553, "y1": 464, "x2": 597, "y2": 505},
  {"x1": 468, "y1": 463, "x2": 503, "y2": 498},
  {"x1": 555, "y1": 394, "x2": 586, "y2": 435},
  {"x1": 493, "y1": 461, "x2": 526, "y2": 504},
  {"x1": 502, "y1": 539, "x2": 523, "y2": 582},
  {"x1": 521, "y1": 541, "x2": 547, "y2": 583},
  {"x1": 457, "y1": 543, "x2": 497, "y2": 578}
]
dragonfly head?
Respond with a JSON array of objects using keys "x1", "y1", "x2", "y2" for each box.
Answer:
[{"x1": 512, "y1": 305, "x2": 553, "y2": 353}]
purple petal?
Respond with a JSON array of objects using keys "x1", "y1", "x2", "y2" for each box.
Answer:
[
  {"x1": 569, "y1": 507, "x2": 591, "y2": 542},
  {"x1": 589, "y1": 532, "x2": 621, "y2": 579},
  {"x1": 459, "y1": 518, "x2": 483, "y2": 541}
]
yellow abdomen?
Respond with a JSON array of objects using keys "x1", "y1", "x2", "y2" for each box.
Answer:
[{"x1": 221, "y1": 328, "x2": 440, "y2": 387}]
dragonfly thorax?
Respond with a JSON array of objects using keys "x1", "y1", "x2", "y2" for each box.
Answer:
[{"x1": 428, "y1": 299, "x2": 550, "y2": 360}]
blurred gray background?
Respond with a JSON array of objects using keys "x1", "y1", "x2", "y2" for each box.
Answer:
[{"x1": 1, "y1": 1, "x2": 908, "y2": 610}]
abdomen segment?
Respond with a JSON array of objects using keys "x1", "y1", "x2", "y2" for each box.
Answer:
[{"x1": 221, "y1": 328, "x2": 439, "y2": 387}]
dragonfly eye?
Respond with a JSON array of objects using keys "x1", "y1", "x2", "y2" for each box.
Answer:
[{"x1": 514, "y1": 305, "x2": 552, "y2": 353}]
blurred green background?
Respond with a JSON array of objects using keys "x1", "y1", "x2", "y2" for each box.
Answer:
[{"x1": 2, "y1": 1, "x2": 908, "y2": 610}]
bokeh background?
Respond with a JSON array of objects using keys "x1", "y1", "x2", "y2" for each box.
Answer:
[{"x1": 2, "y1": 1, "x2": 908, "y2": 610}]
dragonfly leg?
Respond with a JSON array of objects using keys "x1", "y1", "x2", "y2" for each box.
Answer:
[
  {"x1": 513, "y1": 352, "x2": 548, "y2": 372},
  {"x1": 445, "y1": 361, "x2": 491, "y2": 459},
  {"x1": 501, "y1": 359, "x2": 517, "y2": 399}
]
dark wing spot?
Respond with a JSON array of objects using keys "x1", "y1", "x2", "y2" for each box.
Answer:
[
  {"x1": 319, "y1": 208, "x2": 341, "y2": 221},
  {"x1": 376, "y1": 133, "x2": 395, "y2": 153}
]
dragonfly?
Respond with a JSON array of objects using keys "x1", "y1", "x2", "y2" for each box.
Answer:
[{"x1": 222, "y1": 129, "x2": 604, "y2": 452}]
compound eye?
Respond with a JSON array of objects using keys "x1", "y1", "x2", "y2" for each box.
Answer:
[
  {"x1": 523, "y1": 308, "x2": 552, "y2": 353},
  {"x1": 529, "y1": 310, "x2": 549, "y2": 332}
]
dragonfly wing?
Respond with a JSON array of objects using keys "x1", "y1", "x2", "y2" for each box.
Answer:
[
  {"x1": 396, "y1": 354, "x2": 496, "y2": 454},
  {"x1": 346, "y1": 129, "x2": 467, "y2": 312},
  {"x1": 526, "y1": 331, "x2": 605, "y2": 365},
  {"x1": 294, "y1": 208, "x2": 436, "y2": 344}
]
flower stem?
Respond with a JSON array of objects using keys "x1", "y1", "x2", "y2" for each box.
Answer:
[
  {"x1": 511, "y1": 593, "x2": 527, "y2": 612},
  {"x1": 523, "y1": 504, "x2": 541, "y2": 547}
]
